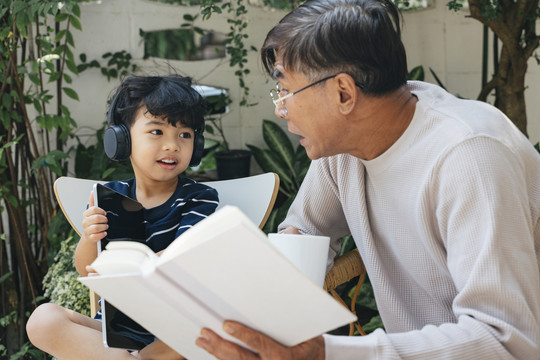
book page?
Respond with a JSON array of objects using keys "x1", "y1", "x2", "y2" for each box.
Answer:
[
  {"x1": 82, "y1": 205, "x2": 357, "y2": 355},
  {"x1": 155, "y1": 208, "x2": 357, "y2": 346},
  {"x1": 80, "y1": 272, "x2": 220, "y2": 360},
  {"x1": 91, "y1": 241, "x2": 158, "y2": 276},
  {"x1": 159, "y1": 206, "x2": 262, "y2": 263}
]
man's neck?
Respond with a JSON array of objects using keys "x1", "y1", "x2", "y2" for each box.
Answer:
[{"x1": 349, "y1": 85, "x2": 418, "y2": 160}]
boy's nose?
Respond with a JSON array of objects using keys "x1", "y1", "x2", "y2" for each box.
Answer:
[{"x1": 162, "y1": 139, "x2": 180, "y2": 151}]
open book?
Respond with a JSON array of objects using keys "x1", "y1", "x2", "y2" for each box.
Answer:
[{"x1": 79, "y1": 205, "x2": 356, "y2": 360}]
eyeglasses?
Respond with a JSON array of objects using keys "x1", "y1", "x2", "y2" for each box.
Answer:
[{"x1": 269, "y1": 74, "x2": 338, "y2": 108}]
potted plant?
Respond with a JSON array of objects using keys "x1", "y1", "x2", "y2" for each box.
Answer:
[{"x1": 204, "y1": 92, "x2": 252, "y2": 180}]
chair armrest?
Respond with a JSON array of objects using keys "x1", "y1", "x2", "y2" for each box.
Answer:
[{"x1": 324, "y1": 248, "x2": 365, "y2": 292}]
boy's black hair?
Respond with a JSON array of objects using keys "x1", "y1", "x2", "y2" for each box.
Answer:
[{"x1": 107, "y1": 74, "x2": 206, "y2": 132}]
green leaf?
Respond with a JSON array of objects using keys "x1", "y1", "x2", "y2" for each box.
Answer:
[
  {"x1": 33, "y1": 99, "x2": 42, "y2": 114},
  {"x1": 261, "y1": 208, "x2": 279, "y2": 234},
  {"x1": 361, "y1": 315, "x2": 384, "y2": 334},
  {"x1": 72, "y1": 3, "x2": 81, "y2": 17},
  {"x1": 0, "y1": 27, "x2": 10, "y2": 40},
  {"x1": 1, "y1": 93, "x2": 11, "y2": 109},
  {"x1": 60, "y1": 104, "x2": 71, "y2": 116},
  {"x1": 8, "y1": 195, "x2": 18, "y2": 207},
  {"x1": 0, "y1": 271, "x2": 12, "y2": 284},
  {"x1": 294, "y1": 145, "x2": 311, "y2": 182},
  {"x1": 55, "y1": 29, "x2": 67, "y2": 42},
  {"x1": 64, "y1": 45, "x2": 75, "y2": 63},
  {"x1": 63, "y1": 73, "x2": 72, "y2": 84},
  {"x1": 62, "y1": 87, "x2": 79, "y2": 101},
  {"x1": 350, "y1": 281, "x2": 378, "y2": 311},
  {"x1": 15, "y1": 11, "x2": 29, "y2": 37},
  {"x1": 1, "y1": 134, "x2": 25, "y2": 150},
  {"x1": 262, "y1": 119, "x2": 295, "y2": 174},
  {"x1": 70, "y1": 15, "x2": 82, "y2": 31},
  {"x1": 55, "y1": 13, "x2": 68, "y2": 22},
  {"x1": 205, "y1": 124, "x2": 215, "y2": 135},
  {"x1": 266, "y1": 195, "x2": 296, "y2": 233},
  {"x1": 66, "y1": 59, "x2": 78, "y2": 75},
  {"x1": 11, "y1": 1, "x2": 27, "y2": 13},
  {"x1": 102, "y1": 168, "x2": 116, "y2": 179},
  {"x1": 407, "y1": 65, "x2": 424, "y2": 81},
  {"x1": 246, "y1": 145, "x2": 294, "y2": 190},
  {"x1": 66, "y1": 30, "x2": 74, "y2": 47},
  {"x1": 48, "y1": 72, "x2": 61, "y2": 82},
  {"x1": 338, "y1": 236, "x2": 356, "y2": 256}
]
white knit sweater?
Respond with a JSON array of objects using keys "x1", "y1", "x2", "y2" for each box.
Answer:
[{"x1": 280, "y1": 81, "x2": 540, "y2": 359}]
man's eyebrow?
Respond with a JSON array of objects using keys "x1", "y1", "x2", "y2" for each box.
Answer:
[{"x1": 271, "y1": 69, "x2": 284, "y2": 80}]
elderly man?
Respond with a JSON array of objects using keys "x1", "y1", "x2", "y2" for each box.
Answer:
[{"x1": 196, "y1": 0, "x2": 540, "y2": 358}]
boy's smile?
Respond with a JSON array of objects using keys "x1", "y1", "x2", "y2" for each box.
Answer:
[{"x1": 157, "y1": 157, "x2": 178, "y2": 169}]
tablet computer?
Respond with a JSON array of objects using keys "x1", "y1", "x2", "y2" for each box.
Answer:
[{"x1": 93, "y1": 183, "x2": 154, "y2": 350}]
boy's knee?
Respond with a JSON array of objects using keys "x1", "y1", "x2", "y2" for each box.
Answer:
[{"x1": 26, "y1": 303, "x2": 64, "y2": 344}]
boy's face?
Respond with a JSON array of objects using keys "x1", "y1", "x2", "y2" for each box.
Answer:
[{"x1": 129, "y1": 106, "x2": 194, "y2": 184}]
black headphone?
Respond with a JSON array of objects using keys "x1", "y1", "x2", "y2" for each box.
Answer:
[{"x1": 103, "y1": 90, "x2": 205, "y2": 167}]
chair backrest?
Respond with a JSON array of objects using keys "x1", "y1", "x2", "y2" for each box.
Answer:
[{"x1": 54, "y1": 173, "x2": 280, "y2": 237}]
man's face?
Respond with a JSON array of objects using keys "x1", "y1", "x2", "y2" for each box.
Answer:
[{"x1": 272, "y1": 62, "x2": 341, "y2": 160}]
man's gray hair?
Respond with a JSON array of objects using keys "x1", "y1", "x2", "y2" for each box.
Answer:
[{"x1": 261, "y1": 0, "x2": 408, "y2": 95}]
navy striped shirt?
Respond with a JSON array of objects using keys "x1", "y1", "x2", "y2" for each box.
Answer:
[{"x1": 104, "y1": 176, "x2": 219, "y2": 253}]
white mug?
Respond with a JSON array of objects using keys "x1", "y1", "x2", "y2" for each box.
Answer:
[{"x1": 267, "y1": 233, "x2": 330, "y2": 288}]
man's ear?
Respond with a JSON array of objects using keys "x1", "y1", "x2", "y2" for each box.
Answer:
[{"x1": 334, "y1": 73, "x2": 358, "y2": 115}]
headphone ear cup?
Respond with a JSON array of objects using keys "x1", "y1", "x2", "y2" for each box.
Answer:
[
  {"x1": 189, "y1": 132, "x2": 205, "y2": 167},
  {"x1": 104, "y1": 124, "x2": 131, "y2": 161}
]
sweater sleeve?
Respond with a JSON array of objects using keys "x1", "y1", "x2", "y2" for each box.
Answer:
[
  {"x1": 324, "y1": 137, "x2": 540, "y2": 359},
  {"x1": 278, "y1": 157, "x2": 353, "y2": 271}
]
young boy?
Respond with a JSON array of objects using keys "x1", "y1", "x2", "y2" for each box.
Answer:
[{"x1": 26, "y1": 74, "x2": 219, "y2": 360}]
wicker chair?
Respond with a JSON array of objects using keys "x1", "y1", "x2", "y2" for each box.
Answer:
[{"x1": 324, "y1": 248, "x2": 367, "y2": 335}]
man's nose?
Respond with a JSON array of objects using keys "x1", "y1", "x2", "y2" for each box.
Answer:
[{"x1": 275, "y1": 107, "x2": 287, "y2": 119}]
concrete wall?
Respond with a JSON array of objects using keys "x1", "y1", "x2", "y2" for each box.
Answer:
[
  {"x1": 68, "y1": 0, "x2": 540, "y2": 155},
  {"x1": 70, "y1": 0, "x2": 286, "y2": 152},
  {"x1": 402, "y1": 3, "x2": 540, "y2": 144}
]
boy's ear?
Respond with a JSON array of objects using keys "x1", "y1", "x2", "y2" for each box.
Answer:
[{"x1": 335, "y1": 74, "x2": 357, "y2": 115}]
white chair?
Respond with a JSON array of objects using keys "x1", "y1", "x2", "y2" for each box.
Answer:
[
  {"x1": 54, "y1": 173, "x2": 280, "y2": 237},
  {"x1": 54, "y1": 173, "x2": 280, "y2": 317}
]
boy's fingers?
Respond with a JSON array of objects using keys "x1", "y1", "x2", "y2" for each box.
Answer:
[
  {"x1": 88, "y1": 190, "x2": 94, "y2": 207},
  {"x1": 85, "y1": 265, "x2": 98, "y2": 276}
]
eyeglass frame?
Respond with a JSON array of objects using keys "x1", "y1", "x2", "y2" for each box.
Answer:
[
  {"x1": 269, "y1": 73, "x2": 364, "y2": 107},
  {"x1": 270, "y1": 74, "x2": 338, "y2": 106}
]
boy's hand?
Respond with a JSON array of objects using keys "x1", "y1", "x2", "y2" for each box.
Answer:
[
  {"x1": 85, "y1": 265, "x2": 99, "y2": 276},
  {"x1": 82, "y1": 191, "x2": 108, "y2": 244}
]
